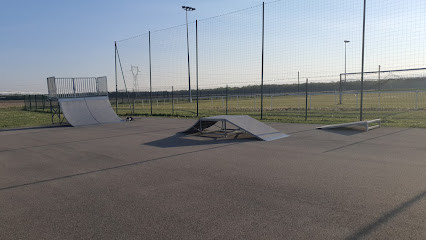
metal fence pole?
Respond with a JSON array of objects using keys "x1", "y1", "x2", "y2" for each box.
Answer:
[
  {"x1": 339, "y1": 74, "x2": 343, "y2": 104},
  {"x1": 305, "y1": 78, "x2": 308, "y2": 121},
  {"x1": 196, "y1": 19, "x2": 199, "y2": 117},
  {"x1": 378, "y1": 65, "x2": 381, "y2": 109},
  {"x1": 298, "y1": 71, "x2": 300, "y2": 93},
  {"x1": 115, "y1": 42, "x2": 118, "y2": 113},
  {"x1": 416, "y1": 89, "x2": 419, "y2": 110},
  {"x1": 360, "y1": 0, "x2": 367, "y2": 121},
  {"x1": 260, "y1": 1, "x2": 265, "y2": 120},
  {"x1": 226, "y1": 85, "x2": 228, "y2": 115},
  {"x1": 149, "y1": 31, "x2": 153, "y2": 116},
  {"x1": 49, "y1": 99, "x2": 53, "y2": 124},
  {"x1": 172, "y1": 86, "x2": 174, "y2": 115},
  {"x1": 237, "y1": 95, "x2": 239, "y2": 108},
  {"x1": 29, "y1": 95, "x2": 32, "y2": 110},
  {"x1": 42, "y1": 95, "x2": 45, "y2": 110}
]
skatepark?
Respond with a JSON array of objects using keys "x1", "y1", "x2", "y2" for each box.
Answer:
[
  {"x1": 0, "y1": 116, "x2": 425, "y2": 239},
  {"x1": 2, "y1": 1, "x2": 426, "y2": 239},
  {"x1": 0, "y1": 77, "x2": 424, "y2": 239}
]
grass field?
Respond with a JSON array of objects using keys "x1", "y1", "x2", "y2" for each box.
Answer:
[
  {"x1": 1, "y1": 90, "x2": 425, "y2": 129},
  {"x1": 0, "y1": 100, "x2": 52, "y2": 129},
  {"x1": 114, "y1": 91, "x2": 426, "y2": 128}
]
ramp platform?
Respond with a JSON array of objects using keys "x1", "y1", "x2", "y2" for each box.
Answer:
[
  {"x1": 182, "y1": 115, "x2": 289, "y2": 141},
  {"x1": 47, "y1": 76, "x2": 122, "y2": 127},
  {"x1": 59, "y1": 96, "x2": 122, "y2": 127},
  {"x1": 317, "y1": 119, "x2": 381, "y2": 132}
]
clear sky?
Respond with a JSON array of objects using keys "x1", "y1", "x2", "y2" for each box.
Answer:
[
  {"x1": 1, "y1": 0, "x2": 425, "y2": 93},
  {"x1": 0, "y1": 0, "x2": 261, "y2": 93}
]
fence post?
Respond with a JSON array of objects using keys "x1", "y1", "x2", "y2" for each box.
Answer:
[
  {"x1": 334, "y1": 91, "x2": 337, "y2": 106},
  {"x1": 260, "y1": 1, "x2": 265, "y2": 120},
  {"x1": 339, "y1": 74, "x2": 343, "y2": 104},
  {"x1": 196, "y1": 19, "x2": 199, "y2": 117},
  {"x1": 305, "y1": 78, "x2": 308, "y2": 121},
  {"x1": 29, "y1": 95, "x2": 32, "y2": 110},
  {"x1": 416, "y1": 89, "x2": 419, "y2": 110},
  {"x1": 270, "y1": 95, "x2": 272, "y2": 110},
  {"x1": 172, "y1": 86, "x2": 174, "y2": 115},
  {"x1": 35, "y1": 95, "x2": 38, "y2": 110},
  {"x1": 378, "y1": 65, "x2": 381, "y2": 109},
  {"x1": 226, "y1": 85, "x2": 228, "y2": 115},
  {"x1": 42, "y1": 95, "x2": 45, "y2": 111},
  {"x1": 115, "y1": 42, "x2": 118, "y2": 113},
  {"x1": 149, "y1": 31, "x2": 153, "y2": 116},
  {"x1": 359, "y1": 0, "x2": 367, "y2": 121},
  {"x1": 298, "y1": 71, "x2": 300, "y2": 93},
  {"x1": 237, "y1": 95, "x2": 239, "y2": 108},
  {"x1": 49, "y1": 99, "x2": 53, "y2": 124},
  {"x1": 72, "y1": 78, "x2": 76, "y2": 98}
]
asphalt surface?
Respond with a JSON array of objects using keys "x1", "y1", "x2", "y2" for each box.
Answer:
[{"x1": 0, "y1": 117, "x2": 425, "y2": 239}]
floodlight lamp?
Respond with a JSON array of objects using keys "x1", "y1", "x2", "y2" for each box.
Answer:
[
  {"x1": 344, "y1": 40, "x2": 350, "y2": 43},
  {"x1": 182, "y1": 6, "x2": 196, "y2": 11}
]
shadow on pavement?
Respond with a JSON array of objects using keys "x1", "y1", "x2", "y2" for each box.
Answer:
[
  {"x1": 144, "y1": 133, "x2": 257, "y2": 148},
  {"x1": 0, "y1": 124, "x2": 71, "y2": 132},
  {"x1": 320, "y1": 128, "x2": 365, "y2": 136},
  {"x1": 346, "y1": 189, "x2": 426, "y2": 240}
]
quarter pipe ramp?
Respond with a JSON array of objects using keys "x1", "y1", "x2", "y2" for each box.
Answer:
[{"x1": 59, "y1": 96, "x2": 122, "y2": 127}]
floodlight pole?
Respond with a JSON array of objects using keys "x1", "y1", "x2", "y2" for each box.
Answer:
[
  {"x1": 360, "y1": 0, "x2": 366, "y2": 121},
  {"x1": 182, "y1": 6, "x2": 196, "y2": 103}
]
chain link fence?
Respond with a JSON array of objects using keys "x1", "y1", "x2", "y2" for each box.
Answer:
[{"x1": 23, "y1": 0, "x2": 426, "y2": 128}]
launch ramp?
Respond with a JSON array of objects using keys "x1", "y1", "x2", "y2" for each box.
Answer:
[
  {"x1": 317, "y1": 119, "x2": 381, "y2": 132},
  {"x1": 47, "y1": 76, "x2": 122, "y2": 126},
  {"x1": 183, "y1": 115, "x2": 289, "y2": 141},
  {"x1": 59, "y1": 97, "x2": 122, "y2": 126}
]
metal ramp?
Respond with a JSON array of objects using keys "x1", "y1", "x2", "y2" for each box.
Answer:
[
  {"x1": 59, "y1": 96, "x2": 122, "y2": 127},
  {"x1": 183, "y1": 115, "x2": 289, "y2": 141},
  {"x1": 317, "y1": 119, "x2": 381, "y2": 132},
  {"x1": 47, "y1": 76, "x2": 122, "y2": 127}
]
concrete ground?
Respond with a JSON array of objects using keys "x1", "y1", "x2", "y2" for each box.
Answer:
[{"x1": 0, "y1": 117, "x2": 424, "y2": 240}]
